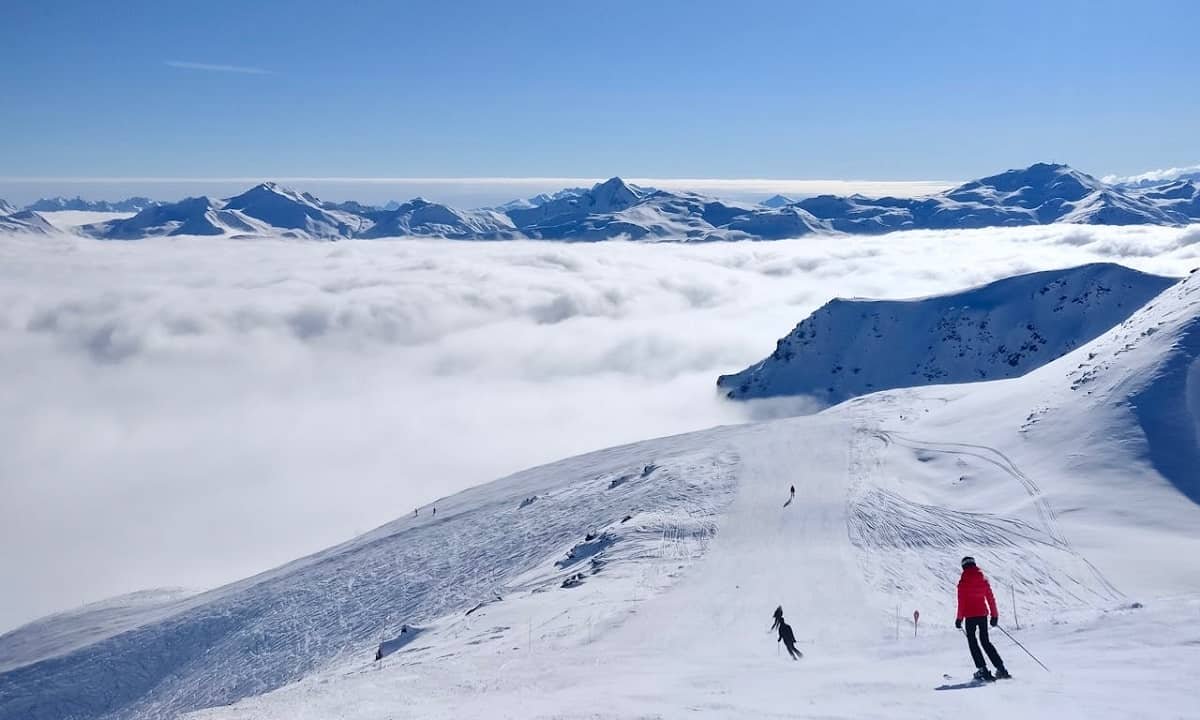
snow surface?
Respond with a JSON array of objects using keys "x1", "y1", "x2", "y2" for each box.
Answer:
[
  {"x1": 0, "y1": 210, "x2": 54, "y2": 235},
  {"x1": 718, "y1": 263, "x2": 1177, "y2": 403},
  {"x1": 3, "y1": 255, "x2": 1199, "y2": 719},
  {"x1": 38, "y1": 211, "x2": 136, "y2": 230},
  {"x1": 25, "y1": 196, "x2": 158, "y2": 213},
  {"x1": 0, "y1": 589, "x2": 195, "y2": 674},
  {"x1": 759, "y1": 193, "x2": 794, "y2": 208},
  {"x1": 797, "y1": 163, "x2": 1194, "y2": 234}
]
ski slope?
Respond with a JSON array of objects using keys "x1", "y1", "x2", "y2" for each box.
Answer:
[{"x1": 3, "y1": 268, "x2": 1199, "y2": 719}]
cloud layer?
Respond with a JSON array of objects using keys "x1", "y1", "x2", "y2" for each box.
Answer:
[
  {"x1": 164, "y1": 61, "x2": 273, "y2": 75},
  {"x1": 1, "y1": 225, "x2": 1198, "y2": 631}
]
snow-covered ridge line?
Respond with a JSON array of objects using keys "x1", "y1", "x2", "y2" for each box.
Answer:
[
  {"x1": 5, "y1": 161, "x2": 1197, "y2": 240},
  {"x1": 718, "y1": 263, "x2": 1178, "y2": 404}
]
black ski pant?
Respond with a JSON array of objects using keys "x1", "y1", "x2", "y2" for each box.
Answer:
[
  {"x1": 963, "y1": 616, "x2": 1004, "y2": 670},
  {"x1": 783, "y1": 640, "x2": 802, "y2": 660}
]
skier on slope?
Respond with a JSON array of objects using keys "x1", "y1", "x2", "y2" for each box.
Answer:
[
  {"x1": 771, "y1": 606, "x2": 802, "y2": 660},
  {"x1": 955, "y1": 556, "x2": 1011, "y2": 681},
  {"x1": 783, "y1": 485, "x2": 795, "y2": 508}
]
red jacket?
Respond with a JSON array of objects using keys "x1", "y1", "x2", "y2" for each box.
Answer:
[{"x1": 957, "y1": 566, "x2": 998, "y2": 620}]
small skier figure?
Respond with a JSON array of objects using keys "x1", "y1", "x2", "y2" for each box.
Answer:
[
  {"x1": 955, "y1": 556, "x2": 1010, "y2": 681},
  {"x1": 771, "y1": 606, "x2": 802, "y2": 660},
  {"x1": 432, "y1": 507, "x2": 437, "y2": 517},
  {"x1": 783, "y1": 485, "x2": 795, "y2": 508}
]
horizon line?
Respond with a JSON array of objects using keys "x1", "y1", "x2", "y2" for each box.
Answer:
[{"x1": 0, "y1": 176, "x2": 956, "y2": 184}]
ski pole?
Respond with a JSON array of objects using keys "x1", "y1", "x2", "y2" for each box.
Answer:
[{"x1": 997, "y1": 625, "x2": 1049, "y2": 672}]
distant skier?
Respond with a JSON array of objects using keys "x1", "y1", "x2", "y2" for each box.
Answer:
[
  {"x1": 771, "y1": 606, "x2": 802, "y2": 660},
  {"x1": 783, "y1": 485, "x2": 795, "y2": 507},
  {"x1": 955, "y1": 556, "x2": 1010, "y2": 681},
  {"x1": 432, "y1": 507, "x2": 436, "y2": 517}
]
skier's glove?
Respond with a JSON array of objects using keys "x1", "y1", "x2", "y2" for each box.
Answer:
[
  {"x1": 990, "y1": 617, "x2": 998, "y2": 627},
  {"x1": 954, "y1": 619, "x2": 962, "y2": 629}
]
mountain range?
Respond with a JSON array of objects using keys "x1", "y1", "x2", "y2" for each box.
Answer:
[
  {"x1": 2, "y1": 163, "x2": 1199, "y2": 241},
  {"x1": 717, "y1": 263, "x2": 1177, "y2": 404}
]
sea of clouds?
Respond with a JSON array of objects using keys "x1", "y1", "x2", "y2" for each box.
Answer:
[{"x1": 1, "y1": 224, "x2": 1198, "y2": 631}]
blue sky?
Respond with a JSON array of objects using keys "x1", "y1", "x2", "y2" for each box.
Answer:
[{"x1": 2, "y1": 0, "x2": 1197, "y2": 188}]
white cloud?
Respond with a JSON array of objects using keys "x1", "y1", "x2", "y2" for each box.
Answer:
[
  {"x1": 1102, "y1": 164, "x2": 1200, "y2": 185},
  {"x1": 0, "y1": 224, "x2": 1197, "y2": 631},
  {"x1": 165, "y1": 61, "x2": 273, "y2": 75}
]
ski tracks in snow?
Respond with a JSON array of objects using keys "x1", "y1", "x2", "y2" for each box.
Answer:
[{"x1": 845, "y1": 427, "x2": 1121, "y2": 624}]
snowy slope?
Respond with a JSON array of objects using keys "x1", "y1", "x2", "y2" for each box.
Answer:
[
  {"x1": 507, "y1": 178, "x2": 828, "y2": 241},
  {"x1": 494, "y1": 188, "x2": 588, "y2": 212},
  {"x1": 0, "y1": 439, "x2": 740, "y2": 720},
  {"x1": 185, "y1": 265, "x2": 1200, "y2": 719},
  {"x1": 0, "y1": 210, "x2": 54, "y2": 235},
  {"x1": 81, "y1": 197, "x2": 268, "y2": 239},
  {"x1": 4, "y1": 264, "x2": 1200, "y2": 720},
  {"x1": 25, "y1": 196, "x2": 158, "y2": 213},
  {"x1": 0, "y1": 589, "x2": 194, "y2": 674},
  {"x1": 358, "y1": 199, "x2": 523, "y2": 239},
  {"x1": 221, "y1": 183, "x2": 361, "y2": 238},
  {"x1": 0, "y1": 199, "x2": 14, "y2": 215},
  {"x1": 717, "y1": 263, "x2": 1176, "y2": 404},
  {"x1": 759, "y1": 193, "x2": 794, "y2": 208},
  {"x1": 1130, "y1": 180, "x2": 1200, "y2": 221},
  {"x1": 797, "y1": 163, "x2": 1195, "y2": 233}
]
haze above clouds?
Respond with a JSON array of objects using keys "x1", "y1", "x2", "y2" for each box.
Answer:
[
  {"x1": 0, "y1": 177, "x2": 955, "y2": 209},
  {"x1": 2, "y1": 225, "x2": 1199, "y2": 632}
]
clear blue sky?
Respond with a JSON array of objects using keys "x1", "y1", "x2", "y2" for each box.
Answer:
[{"x1": 3, "y1": 0, "x2": 1197, "y2": 181}]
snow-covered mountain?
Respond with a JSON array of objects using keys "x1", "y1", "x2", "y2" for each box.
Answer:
[
  {"x1": 25, "y1": 196, "x2": 158, "y2": 213},
  {"x1": 40, "y1": 163, "x2": 1200, "y2": 242},
  {"x1": 759, "y1": 193, "x2": 794, "y2": 208},
  {"x1": 80, "y1": 185, "x2": 362, "y2": 240},
  {"x1": 80, "y1": 197, "x2": 270, "y2": 238},
  {"x1": 321, "y1": 199, "x2": 380, "y2": 215},
  {"x1": 221, "y1": 183, "x2": 361, "y2": 238},
  {"x1": 796, "y1": 163, "x2": 1195, "y2": 233},
  {"x1": 1129, "y1": 179, "x2": 1200, "y2": 220},
  {"x1": 0, "y1": 210, "x2": 55, "y2": 234},
  {"x1": 357, "y1": 198, "x2": 523, "y2": 239},
  {"x1": 493, "y1": 187, "x2": 588, "y2": 212},
  {"x1": 506, "y1": 178, "x2": 828, "y2": 241},
  {"x1": 717, "y1": 263, "x2": 1176, "y2": 404},
  {"x1": 4, "y1": 263, "x2": 1198, "y2": 720},
  {"x1": 0, "y1": 199, "x2": 15, "y2": 215}
]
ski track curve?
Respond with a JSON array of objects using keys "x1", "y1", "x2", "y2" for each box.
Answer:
[{"x1": 846, "y1": 427, "x2": 1122, "y2": 624}]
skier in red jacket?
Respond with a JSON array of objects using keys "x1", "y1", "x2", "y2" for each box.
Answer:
[{"x1": 955, "y1": 556, "x2": 1011, "y2": 681}]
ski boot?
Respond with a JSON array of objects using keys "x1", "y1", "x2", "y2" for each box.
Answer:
[
  {"x1": 973, "y1": 667, "x2": 996, "y2": 682},
  {"x1": 994, "y1": 667, "x2": 1012, "y2": 680}
]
